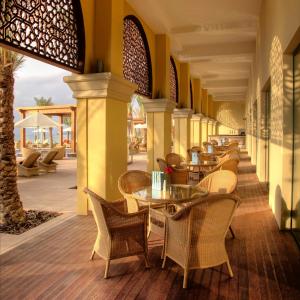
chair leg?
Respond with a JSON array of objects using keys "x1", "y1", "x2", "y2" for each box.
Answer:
[
  {"x1": 229, "y1": 226, "x2": 235, "y2": 239},
  {"x1": 90, "y1": 250, "x2": 95, "y2": 261},
  {"x1": 226, "y1": 260, "x2": 234, "y2": 278},
  {"x1": 104, "y1": 260, "x2": 110, "y2": 279},
  {"x1": 162, "y1": 255, "x2": 167, "y2": 269},
  {"x1": 144, "y1": 254, "x2": 150, "y2": 268},
  {"x1": 160, "y1": 242, "x2": 165, "y2": 259},
  {"x1": 183, "y1": 268, "x2": 189, "y2": 289}
]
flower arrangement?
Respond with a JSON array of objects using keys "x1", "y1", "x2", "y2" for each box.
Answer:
[{"x1": 164, "y1": 166, "x2": 173, "y2": 174}]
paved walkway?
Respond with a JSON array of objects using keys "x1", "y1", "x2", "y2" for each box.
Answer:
[{"x1": 1, "y1": 153, "x2": 300, "y2": 299}]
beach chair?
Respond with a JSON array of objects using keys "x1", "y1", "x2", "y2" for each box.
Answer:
[
  {"x1": 39, "y1": 150, "x2": 59, "y2": 173},
  {"x1": 17, "y1": 152, "x2": 41, "y2": 177}
]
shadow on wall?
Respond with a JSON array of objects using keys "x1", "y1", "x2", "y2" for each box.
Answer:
[
  {"x1": 215, "y1": 102, "x2": 245, "y2": 130},
  {"x1": 275, "y1": 184, "x2": 290, "y2": 229}
]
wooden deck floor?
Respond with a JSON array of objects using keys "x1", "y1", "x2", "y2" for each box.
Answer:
[{"x1": 1, "y1": 154, "x2": 300, "y2": 299}]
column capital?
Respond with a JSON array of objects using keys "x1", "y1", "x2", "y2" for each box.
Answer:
[
  {"x1": 173, "y1": 108, "x2": 193, "y2": 118},
  {"x1": 191, "y1": 113, "x2": 202, "y2": 120},
  {"x1": 63, "y1": 72, "x2": 137, "y2": 102},
  {"x1": 142, "y1": 98, "x2": 176, "y2": 113},
  {"x1": 201, "y1": 116, "x2": 209, "y2": 123}
]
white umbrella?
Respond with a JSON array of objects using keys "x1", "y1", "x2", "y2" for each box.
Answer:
[
  {"x1": 63, "y1": 127, "x2": 72, "y2": 132},
  {"x1": 134, "y1": 123, "x2": 147, "y2": 129},
  {"x1": 33, "y1": 128, "x2": 47, "y2": 133},
  {"x1": 15, "y1": 112, "x2": 60, "y2": 128}
]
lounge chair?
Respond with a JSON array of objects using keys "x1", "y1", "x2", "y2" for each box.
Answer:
[
  {"x1": 84, "y1": 188, "x2": 149, "y2": 278},
  {"x1": 162, "y1": 194, "x2": 240, "y2": 288},
  {"x1": 39, "y1": 150, "x2": 59, "y2": 173},
  {"x1": 17, "y1": 152, "x2": 41, "y2": 177},
  {"x1": 21, "y1": 147, "x2": 38, "y2": 159},
  {"x1": 53, "y1": 145, "x2": 66, "y2": 160}
]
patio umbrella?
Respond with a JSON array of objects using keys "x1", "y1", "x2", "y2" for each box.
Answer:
[
  {"x1": 15, "y1": 112, "x2": 60, "y2": 147},
  {"x1": 15, "y1": 112, "x2": 60, "y2": 128}
]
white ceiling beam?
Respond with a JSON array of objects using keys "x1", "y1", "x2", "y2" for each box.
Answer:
[
  {"x1": 170, "y1": 20, "x2": 257, "y2": 35},
  {"x1": 177, "y1": 41, "x2": 256, "y2": 59},
  {"x1": 203, "y1": 79, "x2": 248, "y2": 88}
]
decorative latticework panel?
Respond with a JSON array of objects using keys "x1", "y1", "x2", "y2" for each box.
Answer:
[
  {"x1": 0, "y1": 0, "x2": 85, "y2": 73},
  {"x1": 123, "y1": 16, "x2": 152, "y2": 97},
  {"x1": 170, "y1": 56, "x2": 178, "y2": 102},
  {"x1": 190, "y1": 80, "x2": 193, "y2": 109}
]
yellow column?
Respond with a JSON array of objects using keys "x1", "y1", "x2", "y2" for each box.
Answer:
[
  {"x1": 143, "y1": 99, "x2": 176, "y2": 171},
  {"x1": 201, "y1": 89, "x2": 208, "y2": 115},
  {"x1": 207, "y1": 119, "x2": 213, "y2": 140},
  {"x1": 201, "y1": 117, "x2": 208, "y2": 145},
  {"x1": 190, "y1": 114, "x2": 202, "y2": 147},
  {"x1": 64, "y1": 73, "x2": 136, "y2": 214},
  {"x1": 173, "y1": 109, "x2": 193, "y2": 160}
]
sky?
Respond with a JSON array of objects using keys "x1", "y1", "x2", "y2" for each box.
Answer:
[{"x1": 14, "y1": 56, "x2": 75, "y2": 121}]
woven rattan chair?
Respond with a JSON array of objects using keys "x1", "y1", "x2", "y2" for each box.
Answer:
[
  {"x1": 195, "y1": 170, "x2": 238, "y2": 238},
  {"x1": 17, "y1": 152, "x2": 41, "y2": 177},
  {"x1": 39, "y1": 150, "x2": 59, "y2": 173},
  {"x1": 157, "y1": 158, "x2": 189, "y2": 184},
  {"x1": 118, "y1": 170, "x2": 152, "y2": 213},
  {"x1": 54, "y1": 145, "x2": 66, "y2": 160},
  {"x1": 204, "y1": 157, "x2": 239, "y2": 176},
  {"x1": 21, "y1": 147, "x2": 38, "y2": 159},
  {"x1": 85, "y1": 188, "x2": 149, "y2": 278},
  {"x1": 165, "y1": 153, "x2": 184, "y2": 167},
  {"x1": 210, "y1": 139, "x2": 218, "y2": 146},
  {"x1": 162, "y1": 194, "x2": 240, "y2": 288}
]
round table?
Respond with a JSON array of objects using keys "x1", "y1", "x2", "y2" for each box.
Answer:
[{"x1": 132, "y1": 184, "x2": 208, "y2": 206}]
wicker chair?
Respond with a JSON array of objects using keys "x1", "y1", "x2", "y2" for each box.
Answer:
[
  {"x1": 39, "y1": 150, "x2": 59, "y2": 173},
  {"x1": 21, "y1": 147, "x2": 39, "y2": 159},
  {"x1": 165, "y1": 153, "x2": 184, "y2": 167},
  {"x1": 162, "y1": 194, "x2": 240, "y2": 288},
  {"x1": 204, "y1": 157, "x2": 239, "y2": 176},
  {"x1": 84, "y1": 188, "x2": 149, "y2": 278},
  {"x1": 195, "y1": 170, "x2": 237, "y2": 194},
  {"x1": 54, "y1": 145, "x2": 66, "y2": 160},
  {"x1": 17, "y1": 152, "x2": 41, "y2": 177},
  {"x1": 210, "y1": 139, "x2": 218, "y2": 146},
  {"x1": 118, "y1": 170, "x2": 152, "y2": 213},
  {"x1": 157, "y1": 158, "x2": 189, "y2": 184},
  {"x1": 195, "y1": 170, "x2": 238, "y2": 238}
]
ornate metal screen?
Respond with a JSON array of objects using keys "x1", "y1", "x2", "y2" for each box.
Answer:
[
  {"x1": 190, "y1": 80, "x2": 193, "y2": 109},
  {"x1": 123, "y1": 15, "x2": 152, "y2": 97},
  {"x1": 170, "y1": 56, "x2": 178, "y2": 102},
  {"x1": 0, "y1": 0, "x2": 85, "y2": 73}
]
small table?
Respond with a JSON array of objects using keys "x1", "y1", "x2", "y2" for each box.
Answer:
[
  {"x1": 132, "y1": 184, "x2": 208, "y2": 206},
  {"x1": 184, "y1": 161, "x2": 218, "y2": 181}
]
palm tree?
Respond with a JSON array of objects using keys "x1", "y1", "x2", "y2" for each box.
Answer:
[
  {"x1": 0, "y1": 48, "x2": 25, "y2": 225},
  {"x1": 34, "y1": 96, "x2": 54, "y2": 106}
]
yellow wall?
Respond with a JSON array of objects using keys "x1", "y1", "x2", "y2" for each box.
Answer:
[
  {"x1": 214, "y1": 101, "x2": 245, "y2": 131},
  {"x1": 247, "y1": 0, "x2": 300, "y2": 228}
]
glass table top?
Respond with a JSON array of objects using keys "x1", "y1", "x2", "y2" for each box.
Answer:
[{"x1": 132, "y1": 184, "x2": 208, "y2": 205}]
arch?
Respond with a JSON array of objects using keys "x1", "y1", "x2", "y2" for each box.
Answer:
[
  {"x1": 0, "y1": 0, "x2": 85, "y2": 73},
  {"x1": 123, "y1": 15, "x2": 152, "y2": 98},
  {"x1": 190, "y1": 80, "x2": 194, "y2": 109},
  {"x1": 170, "y1": 56, "x2": 178, "y2": 102}
]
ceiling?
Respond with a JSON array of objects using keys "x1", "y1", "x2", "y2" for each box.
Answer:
[{"x1": 127, "y1": 0, "x2": 262, "y2": 101}]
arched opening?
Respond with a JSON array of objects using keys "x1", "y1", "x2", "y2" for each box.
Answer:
[
  {"x1": 170, "y1": 56, "x2": 178, "y2": 103},
  {"x1": 0, "y1": 0, "x2": 85, "y2": 73},
  {"x1": 123, "y1": 15, "x2": 152, "y2": 98}
]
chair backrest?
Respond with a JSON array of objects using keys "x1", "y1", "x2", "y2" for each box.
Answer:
[
  {"x1": 54, "y1": 146, "x2": 66, "y2": 159},
  {"x1": 191, "y1": 146, "x2": 202, "y2": 152},
  {"x1": 118, "y1": 170, "x2": 151, "y2": 195},
  {"x1": 84, "y1": 188, "x2": 110, "y2": 237},
  {"x1": 192, "y1": 194, "x2": 239, "y2": 241},
  {"x1": 197, "y1": 170, "x2": 237, "y2": 194},
  {"x1": 165, "y1": 153, "x2": 183, "y2": 167},
  {"x1": 219, "y1": 158, "x2": 239, "y2": 174},
  {"x1": 42, "y1": 150, "x2": 59, "y2": 164},
  {"x1": 21, "y1": 152, "x2": 41, "y2": 168},
  {"x1": 210, "y1": 139, "x2": 218, "y2": 146},
  {"x1": 157, "y1": 158, "x2": 168, "y2": 172},
  {"x1": 21, "y1": 147, "x2": 38, "y2": 159}
]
